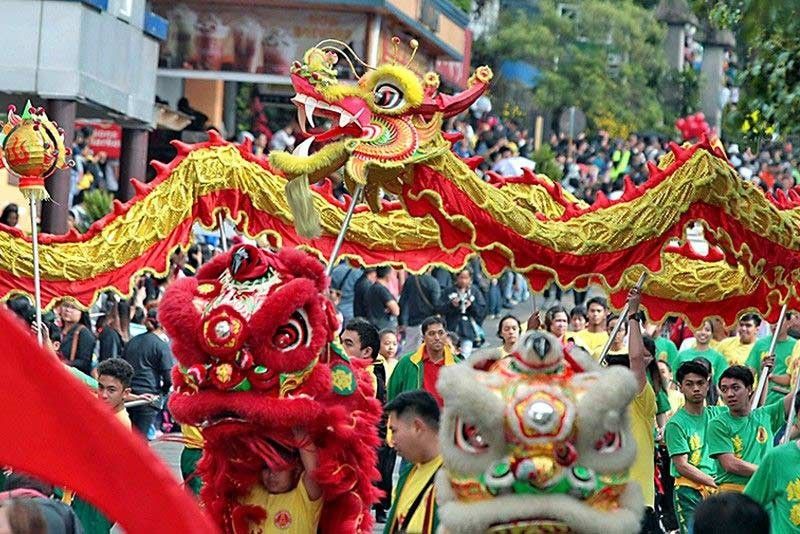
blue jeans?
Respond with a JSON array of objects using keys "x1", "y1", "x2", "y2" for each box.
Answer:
[
  {"x1": 487, "y1": 282, "x2": 502, "y2": 315},
  {"x1": 502, "y1": 271, "x2": 529, "y2": 302}
]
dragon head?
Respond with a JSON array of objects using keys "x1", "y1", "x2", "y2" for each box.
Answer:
[
  {"x1": 436, "y1": 330, "x2": 644, "y2": 533},
  {"x1": 269, "y1": 41, "x2": 493, "y2": 211}
]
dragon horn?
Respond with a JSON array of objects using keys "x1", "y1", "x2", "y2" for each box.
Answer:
[{"x1": 416, "y1": 66, "x2": 493, "y2": 119}]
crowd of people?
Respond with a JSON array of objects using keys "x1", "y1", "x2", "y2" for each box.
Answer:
[
  {"x1": 3, "y1": 94, "x2": 800, "y2": 534},
  {"x1": 1, "y1": 215, "x2": 800, "y2": 533}
]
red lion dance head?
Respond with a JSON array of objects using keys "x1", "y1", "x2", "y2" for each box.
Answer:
[{"x1": 160, "y1": 244, "x2": 381, "y2": 533}]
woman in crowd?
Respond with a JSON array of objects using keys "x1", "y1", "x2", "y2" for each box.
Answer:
[
  {"x1": 545, "y1": 305, "x2": 569, "y2": 345},
  {"x1": 378, "y1": 329, "x2": 399, "y2": 379},
  {"x1": 97, "y1": 298, "x2": 126, "y2": 361},
  {"x1": 497, "y1": 314, "x2": 521, "y2": 356},
  {"x1": 673, "y1": 319, "x2": 729, "y2": 386},
  {"x1": 569, "y1": 305, "x2": 588, "y2": 331},
  {"x1": 0, "y1": 204, "x2": 19, "y2": 227}
]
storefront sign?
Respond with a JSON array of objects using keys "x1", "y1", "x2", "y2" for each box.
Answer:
[{"x1": 154, "y1": 2, "x2": 367, "y2": 77}]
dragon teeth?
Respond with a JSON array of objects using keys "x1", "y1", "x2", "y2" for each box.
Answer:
[
  {"x1": 292, "y1": 135, "x2": 315, "y2": 157},
  {"x1": 304, "y1": 98, "x2": 317, "y2": 129},
  {"x1": 338, "y1": 111, "x2": 354, "y2": 128}
]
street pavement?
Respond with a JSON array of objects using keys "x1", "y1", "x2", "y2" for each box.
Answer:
[{"x1": 148, "y1": 287, "x2": 603, "y2": 532}]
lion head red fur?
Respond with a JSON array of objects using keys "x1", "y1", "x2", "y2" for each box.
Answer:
[{"x1": 161, "y1": 244, "x2": 381, "y2": 533}]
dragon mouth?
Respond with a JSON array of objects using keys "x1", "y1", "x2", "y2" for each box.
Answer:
[
  {"x1": 291, "y1": 93, "x2": 370, "y2": 156},
  {"x1": 199, "y1": 410, "x2": 249, "y2": 430}
]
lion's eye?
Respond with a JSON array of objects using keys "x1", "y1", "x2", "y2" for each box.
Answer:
[
  {"x1": 455, "y1": 417, "x2": 489, "y2": 454},
  {"x1": 373, "y1": 83, "x2": 404, "y2": 110},
  {"x1": 594, "y1": 431, "x2": 622, "y2": 453},
  {"x1": 272, "y1": 310, "x2": 310, "y2": 351}
]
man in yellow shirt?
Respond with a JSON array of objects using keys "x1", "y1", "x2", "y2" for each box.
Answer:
[
  {"x1": 240, "y1": 428, "x2": 322, "y2": 533},
  {"x1": 384, "y1": 390, "x2": 442, "y2": 534},
  {"x1": 716, "y1": 313, "x2": 759, "y2": 366},
  {"x1": 572, "y1": 297, "x2": 610, "y2": 360},
  {"x1": 612, "y1": 289, "x2": 659, "y2": 533}
]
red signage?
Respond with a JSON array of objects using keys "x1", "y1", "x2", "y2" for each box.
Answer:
[{"x1": 74, "y1": 120, "x2": 123, "y2": 160}]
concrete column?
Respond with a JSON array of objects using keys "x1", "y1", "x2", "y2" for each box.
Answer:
[
  {"x1": 41, "y1": 99, "x2": 76, "y2": 235},
  {"x1": 223, "y1": 81, "x2": 238, "y2": 138},
  {"x1": 700, "y1": 44, "x2": 725, "y2": 132},
  {"x1": 118, "y1": 128, "x2": 149, "y2": 197},
  {"x1": 367, "y1": 14, "x2": 382, "y2": 68},
  {"x1": 664, "y1": 24, "x2": 685, "y2": 71},
  {"x1": 655, "y1": 0, "x2": 697, "y2": 71},
  {"x1": 698, "y1": 26, "x2": 734, "y2": 135}
]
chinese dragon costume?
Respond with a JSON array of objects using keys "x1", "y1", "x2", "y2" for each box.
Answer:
[
  {"x1": 159, "y1": 243, "x2": 382, "y2": 533},
  {"x1": 436, "y1": 329, "x2": 643, "y2": 533},
  {"x1": 0, "y1": 36, "x2": 797, "y2": 534},
  {"x1": 1, "y1": 42, "x2": 800, "y2": 327}
]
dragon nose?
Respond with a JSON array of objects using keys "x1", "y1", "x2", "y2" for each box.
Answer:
[{"x1": 524, "y1": 333, "x2": 551, "y2": 360}]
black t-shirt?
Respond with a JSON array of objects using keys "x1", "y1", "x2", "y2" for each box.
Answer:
[
  {"x1": 123, "y1": 331, "x2": 174, "y2": 395},
  {"x1": 353, "y1": 273, "x2": 373, "y2": 319},
  {"x1": 60, "y1": 324, "x2": 96, "y2": 375},
  {"x1": 365, "y1": 283, "x2": 397, "y2": 330}
]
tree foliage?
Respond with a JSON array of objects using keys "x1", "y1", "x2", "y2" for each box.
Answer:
[
  {"x1": 693, "y1": 1, "x2": 800, "y2": 137},
  {"x1": 474, "y1": 0, "x2": 672, "y2": 136}
]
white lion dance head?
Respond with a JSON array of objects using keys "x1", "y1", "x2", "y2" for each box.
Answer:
[{"x1": 436, "y1": 330, "x2": 644, "y2": 533}]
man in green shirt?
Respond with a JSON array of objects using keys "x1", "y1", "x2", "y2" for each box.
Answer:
[
  {"x1": 744, "y1": 394, "x2": 800, "y2": 533},
  {"x1": 745, "y1": 311, "x2": 797, "y2": 405},
  {"x1": 654, "y1": 334, "x2": 678, "y2": 369},
  {"x1": 665, "y1": 361, "x2": 724, "y2": 533},
  {"x1": 708, "y1": 365, "x2": 795, "y2": 492}
]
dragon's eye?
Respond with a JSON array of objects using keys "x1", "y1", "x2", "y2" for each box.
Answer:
[
  {"x1": 272, "y1": 310, "x2": 310, "y2": 351},
  {"x1": 373, "y1": 83, "x2": 404, "y2": 110},
  {"x1": 455, "y1": 417, "x2": 489, "y2": 454}
]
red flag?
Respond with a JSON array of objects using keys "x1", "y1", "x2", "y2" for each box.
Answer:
[{"x1": 0, "y1": 309, "x2": 218, "y2": 533}]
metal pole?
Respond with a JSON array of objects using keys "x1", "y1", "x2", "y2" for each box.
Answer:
[
  {"x1": 751, "y1": 303, "x2": 788, "y2": 410},
  {"x1": 324, "y1": 185, "x2": 363, "y2": 278},
  {"x1": 780, "y1": 371, "x2": 800, "y2": 445},
  {"x1": 30, "y1": 196, "x2": 43, "y2": 346},
  {"x1": 217, "y1": 212, "x2": 228, "y2": 251},
  {"x1": 598, "y1": 271, "x2": 648, "y2": 366}
]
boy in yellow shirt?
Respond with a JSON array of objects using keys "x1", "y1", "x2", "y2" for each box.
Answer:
[{"x1": 240, "y1": 428, "x2": 322, "y2": 533}]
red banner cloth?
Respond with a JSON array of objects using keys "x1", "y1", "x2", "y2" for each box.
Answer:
[{"x1": 0, "y1": 309, "x2": 218, "y2": 534}]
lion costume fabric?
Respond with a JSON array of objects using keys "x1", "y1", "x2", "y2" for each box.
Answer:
[
  {"x1": 436, "y1": 330, "x2": 644, "y2": 533},
  {"x1": 160, "y1": 244, "x2": 382, "y2": 533}
]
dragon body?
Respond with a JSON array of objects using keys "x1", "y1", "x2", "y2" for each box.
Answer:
[{"x1": 1, "y1": 45, "x2": 799, "y2": 325}]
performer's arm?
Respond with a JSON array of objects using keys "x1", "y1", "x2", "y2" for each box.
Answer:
[
  {"x1": 294, "y1": 428, "x2": 322, "y2": 500},
  {"x1": 672, "y1": 454, "x2": 717, "y2": 487},
  {"x1": 716, "y1": 453, "x2": 758, "y2": 477},
  {"x1": 626, "y1": 288, "x2": 647, "y2": 393}
]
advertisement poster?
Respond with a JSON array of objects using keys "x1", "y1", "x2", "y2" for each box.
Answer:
[
  {"x1": 74, "y1": 120, "x2": 123, "y2": 160},
  {"x1": 155, "y1": 2, "x2": 367, "y2": 77}
]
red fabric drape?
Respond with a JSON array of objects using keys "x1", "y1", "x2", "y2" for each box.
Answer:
[{"x1": 0, "y1": 309, "x2": 218, "y2": 534}]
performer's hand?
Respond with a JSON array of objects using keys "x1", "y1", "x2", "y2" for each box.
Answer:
[
  {"x1": 627, "y1": 287, "x2": 641, "y2": 315},
  {"x1": 527, "y1": 311, "x2": 542, "y2": 331},
  {"x1": 761, "y1": 355, "x2": 775, "y2": 369}
]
